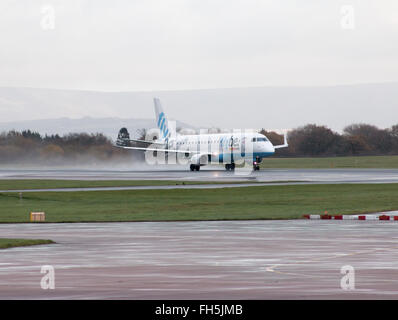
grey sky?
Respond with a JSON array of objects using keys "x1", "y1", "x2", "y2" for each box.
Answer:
[{"x1": 1, "y1": 0, "x2": 398, "y2": 91}]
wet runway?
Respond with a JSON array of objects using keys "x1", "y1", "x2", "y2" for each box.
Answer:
[
  {"x1": 1, "y1": 220, "x2": 398, "y2": 299},
  {"x1": 1, "y1": 168, "x2": 398, "y2": 184},
  {"x1": 0, "y1": 182, "x2": 345, "y2": 193},
  {"x1": 0, "y1": 168, "x2": 397, "y2": 192}
]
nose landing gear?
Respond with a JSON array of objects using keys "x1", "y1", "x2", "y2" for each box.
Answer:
[{"x1": 253, "y1": 156, "x2": 261, "y2": 171}]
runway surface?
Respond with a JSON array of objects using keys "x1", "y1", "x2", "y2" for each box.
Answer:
[
  {"x1": 1, "y1": 168, "x2": 398, "y2": 192},
  {"x1": 1, "y1": 220, "x2": 398, "y2": 299},
  {"x1": 0, "y1": 182, "x2": 342, "y2": 193}
]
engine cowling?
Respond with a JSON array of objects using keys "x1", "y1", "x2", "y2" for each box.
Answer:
[
  {"x1": 190, "y1": 154, "x2": 209, "y2": 165},
  {"x1": 116, "y1": 128, "x2": 130, "y2": 146}
]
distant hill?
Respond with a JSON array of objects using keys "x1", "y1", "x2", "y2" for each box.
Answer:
[
  {"x1": 0, "y1": 117, "x2": 193, "y2": 139},
  {"x1": 0, "y1": 83, "x2": 397, "y2": 132}
]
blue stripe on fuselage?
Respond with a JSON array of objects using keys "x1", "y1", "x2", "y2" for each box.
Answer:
[
  {"x1": 253, "y1": 152, "x2": 274, "y2": 158},
  {"x1": 218, "y1": 152, "x2": 274, "y2": 162}
]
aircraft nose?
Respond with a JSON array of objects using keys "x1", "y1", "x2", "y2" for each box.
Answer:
[{"x1": 267, "y1": 142, "x2": 275, "y2": 154}]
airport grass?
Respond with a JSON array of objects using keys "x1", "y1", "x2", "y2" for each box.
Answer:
[
  {"x1": 0, "y1": 179, "x2": 260, "y2": 191},
  {"x1": 260, "y1": 155, "x2": 398, "y2": 169},
  {"x1": 1, "y1": 183, "x2": 398, "y2": 222},
  {"x1": 0, "y1": 238, "x2": 54, "y2": 249}
]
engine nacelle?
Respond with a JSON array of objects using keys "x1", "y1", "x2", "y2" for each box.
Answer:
[
  {"x1": 190, "y1": 154, "x2": 209, "y2": 165},
  {"x1": 116, "y1": 127, "x2": 130, "y2": 146}
]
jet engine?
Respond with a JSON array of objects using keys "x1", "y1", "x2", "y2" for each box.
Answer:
[{"x1": 190, "y1": 154, "x2": 209, "y2": 165}]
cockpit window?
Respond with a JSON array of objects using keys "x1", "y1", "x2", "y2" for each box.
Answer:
[{"x1": 251, "y1": 137, "x2": 268, "y2": 142}]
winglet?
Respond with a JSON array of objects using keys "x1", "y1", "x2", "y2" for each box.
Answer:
[{"x1": 274, "y1": 132, "x2": 289, "y2": 149}]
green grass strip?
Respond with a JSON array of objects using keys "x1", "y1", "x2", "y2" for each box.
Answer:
[
  {"x1": 1, "y1": 183, "x2": 397, "y2": 222},
  {"x1": 261, "y1": 155, "x2": 398, "y2": 168},
  {"x1": 0, "y1": 238, "x2": 54, "y2": 249}
]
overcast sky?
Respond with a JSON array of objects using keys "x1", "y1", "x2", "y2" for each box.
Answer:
[{"x1": 1, "y1": 0, "x2": 398, "y2": 91}]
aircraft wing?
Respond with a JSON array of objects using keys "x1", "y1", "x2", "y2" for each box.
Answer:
[
  {"x1": 127, "y1": 138, "x2": 165, "y2": 146},
  {"x1": 115, "y1": 145, "x2": 200, "y2": 154}
]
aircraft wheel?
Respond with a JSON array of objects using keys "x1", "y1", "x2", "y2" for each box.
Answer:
[
  {"x1": 225, "y1": 164, "x2": 235, "y2": 171},
  {"x1": 195, "y1": 165, "x2": 200, "y2": 171},
  {"x1": 190, "y1": 164, "x2": 195, "y2": 171}
]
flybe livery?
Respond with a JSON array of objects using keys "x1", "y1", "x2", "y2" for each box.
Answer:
[{"x1": 116, "y1": 98, "x2": 288, "y2": 171}]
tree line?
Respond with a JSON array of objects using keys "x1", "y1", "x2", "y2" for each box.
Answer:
[
  {"x1": 0, "y1": 130, "x2": 131, "y2": 165},
  {"x1": 1, "y1": 123, "x2": 398, "y2": 165},
  {"x1": 261, "y1": 123, "x2": 398, "y2": 157}
]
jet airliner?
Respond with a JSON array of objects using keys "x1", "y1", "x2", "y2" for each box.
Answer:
[{"x1": 116, "y1": 98, "x2": 288, "y2": 171}]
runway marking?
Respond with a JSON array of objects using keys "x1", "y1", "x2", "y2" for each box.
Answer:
[{"x1": 265, "y1": 244, "x2": 398, "y2": 278}]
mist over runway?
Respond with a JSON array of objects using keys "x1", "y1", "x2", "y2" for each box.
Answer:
[{"x1": 1, "y1": 220, "x2": 398, "y2": 299}]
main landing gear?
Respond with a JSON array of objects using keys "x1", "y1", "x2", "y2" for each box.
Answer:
[
  {"x1": 190, "y1": 164, "x2": 200, "y2": 171},
  {"x1": 225, "y1": 163, "x2": 235, "y2": 171}
]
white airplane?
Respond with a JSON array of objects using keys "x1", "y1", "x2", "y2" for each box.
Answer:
[{"x1": 116, "y1": 98, "x2": 288, "y2": 171}]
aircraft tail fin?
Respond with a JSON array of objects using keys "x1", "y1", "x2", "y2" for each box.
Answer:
[{"x1": 154, "y1": 98, "x2": 174, "y2": 141}]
